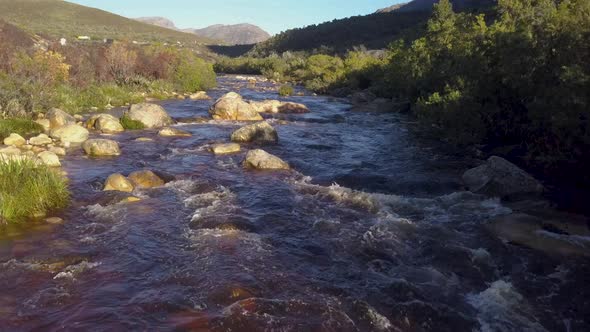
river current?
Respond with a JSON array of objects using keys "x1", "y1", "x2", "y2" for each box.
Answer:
[{"x1": 0, "y1": 76, "x2": 588, "y2": 331}]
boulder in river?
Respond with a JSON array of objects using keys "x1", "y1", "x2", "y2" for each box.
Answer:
[
  {"x1": 189, "y1": 91, "x2": 211, "y2": 100},
  {"x1": 249, "y1": 100, "x2": 310, "y2": 114},
  {"x1": 50, "y1": 125, "x2": 89, "y2": 144},
  {"x1": 211, "y1": 143, "x2": 241, "y2": 155},
  {"x1": 124, "y1": 103, "x2": 173, "y2": 128},
  {"x1": 37, "y1": 151, "x2": 61, "y2": 167},
  {"x1": 231, "y1": 121, "x2": 278, "y2": 143},
  {"x1": 463, "y1": 156, "x2": 544, "y2": 199},
  {"x1": 128, "y1": 170, "x2": 165, "y2": 188},
  {"x1": 86, "y1": 114, "x2": 124, "y2": 134},
  {"x1": 82, "y1": 139, "x2": 121, "y2": 156},
  {"x1": 104, "y1": 173, "x2": 134, "y2": 193},
  {"x1": 47, "y1": 108, "x2": 76, "y2": 129},
  {"x1": 487, "y1": 213, "x2": 590, "y2": 257},
  {"x1": 209, "y1": 92, "x2": 263, "y2": 121},
  {"x1": 243, "y1": 149, "x2": 290, "y2": 170},
  {"x1": 3, "y1": 133, "x2": 26, "y2": 146},
  {"x1": 158, "y1": 127, "x2": 192, "y2": 137}
]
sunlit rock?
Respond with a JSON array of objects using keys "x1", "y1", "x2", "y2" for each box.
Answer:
[
  {"x1": 82, "y1": 139, "x2": 121, "y2": 156},
  {"x1": 124, "y1": 103, "x2": 173, "y2": 128},
  {"x1": 3, "y1": 133, "x2": 26, "y2": 146},
  {"x1": 209, "y1": 92, "x2": 263, "y2": 121},
  {"x1": 211, "y1": 143, "x2": 241, "y2": 155},
  {"x1": 128, "y1": 170, "x2": 165, "y2": 188},
  {"x1": 243, "y1": 149, "x2": 289, "y2": 170},
  {"x1": 50, "y1": 124, "x2": 89, "y2": 143},
  {"x1": 158, "y1": 127, "x2": 192, "y2": 137},
  {"x1": 231, "y1": 121, "x2": 278, "y2": 143},
  {"x1": 104, "y1": 173, "x2": 134, "y2": 193}
]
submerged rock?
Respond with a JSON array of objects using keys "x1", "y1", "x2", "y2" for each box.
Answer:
[
  {"x1": 86, "y1": 114, "x2": 124, "y2": 134},
  {"x1": 3, "y1": 133, "x2": 26, "y2": 146},
  {"x1": 124, "y1": 103, "x2": 173, "y2": 128},
  {"x1": 104, "y1": 173, "x2": 134, "y2": 193},
  {"x1": 243, "y1": 149, "x2": 290, "y2": 170},
  {"x1": 158, "y1": 127, "x2": 192, "y2": 137},
  {"x1": 128, "y1": 170, "x2": 165, "y2": 188},
  {"x1": 209, "y1": 92, "x2": 263, "y2": 121},
  {"x1": 82, "y1": 139, "x2": 121, "y2": 156},
  {"x1": 47, "y1": 108, "x2": 76, "y2": 129},
  {"x1": 37, "y1": 151, "x2": 61, "y2": 167},
  {"x1": 231, "y1": 121, "x2": 278, "y2": 143},
  {"x1": 463, "y1": 156, "x2": 544, "y2": 199},
  {"x1": 211, "y1": 143, "x2": 241, "y2": 155},
  {"x1": 50, "y1": 124, "x2": 89, "y2": 143},
  {"x1": 487, "y1": 213, "x2": 590, "y2": 256}
]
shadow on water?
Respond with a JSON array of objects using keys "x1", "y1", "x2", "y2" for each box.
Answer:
[{"x1": 0, "y1": 76, "x2": 588, "y2": 331}]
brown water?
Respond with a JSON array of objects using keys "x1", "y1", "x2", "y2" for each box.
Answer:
[{"x1": 0, "y1": 76, "x2": 589, "y2": 331}]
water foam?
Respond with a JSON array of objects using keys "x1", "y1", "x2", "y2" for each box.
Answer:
[{"x1": 467, "y1": 280, "x2": 549, "y2": 332}]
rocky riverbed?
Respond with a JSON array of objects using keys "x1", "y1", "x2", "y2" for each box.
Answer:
[{"x1": 0, "y1": 76, "x2": 589, "y2": 331}]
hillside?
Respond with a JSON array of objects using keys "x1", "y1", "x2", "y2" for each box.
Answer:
[
  {"x1": 396, "y1": 0, "x2": 496, "y2": 12},
  {"x1": 185, "y1": 24, "x2": 271, "y2": 45},
  {"x1": 251, "y1": 0, "x2": 495, "y2": 55},
  {"x1": 135, "y1": 16, "x2": 177, "y2": 30},
  {"x1": 0, "y1": 0, "x2": 214, "y2": 45}
]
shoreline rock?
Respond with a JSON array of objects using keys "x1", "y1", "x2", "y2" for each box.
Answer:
[
  {"x1": 82, "y1": 139, "x2": 121, "y2": 156},
  {"x1": 124, "y1": 103, "x2": 173, "y2": 128}
]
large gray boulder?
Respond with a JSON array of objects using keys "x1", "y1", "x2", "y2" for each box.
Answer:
[
  {"x1": 463, "y1": 156, "x2": 544, "y2": 198},
  {"x1": 82, "y1": 139, "x2": 121, "y2": 156},
  {"x1": 250, "y1": 100, "x2": 309, "y2": 114},
  {"x1": 209, "y1": 92, "x2": 263, "y2": 121},
  {"x1": 47, "y1": 108, "x2": 76, "y2": 129},
  {"x1": 231, "y1": 121, "x2": 278, "y2": 143},
  {"x1": 86, "y1": 114, "x2": 124, "y2": 134},
  {"x1": 50, "y1": 124, "x2": 89, "y2": 143},
  {"x1": 124, "y1": 103, "x2": 173, "y2": 128},
  {"x1": 243, "y1": 149, "x2": 289, "y2": 170}
]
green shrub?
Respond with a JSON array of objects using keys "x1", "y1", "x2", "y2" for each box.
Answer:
[
  {"x1": 278, "y1": 84, "x2": 294, "y2": 97},
  {"x1": 120, "y1": 115, "x2": 145, "y2": 130},
  {"x1": 0, "y1": 118, "x2": 44, "y2": 140},
  {"x1": 0, "y1": 159, "x2": 69, "y2": 224},
  {"x1": 173, "y1": 53, "x2": 217, "y2": 93}
]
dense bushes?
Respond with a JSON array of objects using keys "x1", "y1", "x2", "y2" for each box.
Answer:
[
  {"x1": 0, "y1": 159, "x2": 69, "y2": 223},
  {"x1": 0, "y1": 41, "x2": 217, "y2": 116}
]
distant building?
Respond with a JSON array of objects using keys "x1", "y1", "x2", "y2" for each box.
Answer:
[
  {"x1": 103, "y1": 38, "x2": 114, "y2": 44},
  {"x1": 59, "y1": 38, "x2": 67, "y2": 46},
  {"x1": 77, "y1": 36, "x2": 91, "y2": 41}
]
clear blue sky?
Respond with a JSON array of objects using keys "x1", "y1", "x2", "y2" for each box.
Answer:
[{"x1": 68, "y1": 0, "x2": 405, "y2": 35}]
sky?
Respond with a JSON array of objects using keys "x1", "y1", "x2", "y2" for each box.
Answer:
[{"x1": 68, "y1": 0, "x2": 406, "y2": 35}]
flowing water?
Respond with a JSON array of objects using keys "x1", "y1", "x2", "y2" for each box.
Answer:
[{"x1": 0, "y1": 76, "x2": 588, "y2": 331}]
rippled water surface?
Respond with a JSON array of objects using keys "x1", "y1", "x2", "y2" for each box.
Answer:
[{"x1": 1, "y1": 77, "x2": 588, "y2": 331}]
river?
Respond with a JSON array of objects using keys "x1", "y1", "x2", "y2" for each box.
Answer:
[{"x1": 0, "y1": 76, "x2": 588, "y2": 331}]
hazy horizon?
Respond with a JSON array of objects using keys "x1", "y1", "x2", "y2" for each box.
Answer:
[{"x1": 68, "y1": 0, "x2": 406, "y2": 35}]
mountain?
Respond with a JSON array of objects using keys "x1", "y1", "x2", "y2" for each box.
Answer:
[
  {"x1": 251, "y1": 0, "x2": 496, "y2": 56},
  {"x1": 135, "y1": 16, "x2": 177, "y2": 30},
  {"x1": 376, "y1": 3, "x2": 407, "y2": 13},
  {"x1": 0, "y1": 0, "x2": 213, "y2": 45},
  {"x1": 185, "y1": 24, "x2": 271, "y2": 45}
]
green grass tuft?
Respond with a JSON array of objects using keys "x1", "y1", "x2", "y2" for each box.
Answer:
[
  {"x1": 0, "y1": 118, "x2": 44, "y2": 140},
  {"x1": 0, "y1": 159, "x2": 69, "y2": 224},
  {"x1": 120, "y1": 115, "x2": 146, "y2": 130},
  {"x1": 278, "y1": 84, "x2": 294, "y2": 97}
]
